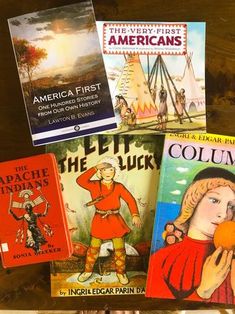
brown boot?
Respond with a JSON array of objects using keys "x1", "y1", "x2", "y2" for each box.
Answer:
[
  {"x1": 114, "y1": 248, "x2": 129, "y2": 285},
  {"x1": 78, "y1": 246, "x2": 100, "y2": 282}
]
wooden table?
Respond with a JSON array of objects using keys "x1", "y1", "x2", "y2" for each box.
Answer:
[{"x1": 0, "y1": 0, "x2": 234, "y2": 311}]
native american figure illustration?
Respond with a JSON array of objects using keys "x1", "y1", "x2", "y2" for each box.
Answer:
[{"x1": 9, "y1": 189, "x2": 53, "y2": 253}]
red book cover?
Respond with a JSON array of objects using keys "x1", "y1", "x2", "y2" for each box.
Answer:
[{"x1": 0, "y1": 153, "x2": 72, "y2": 268}]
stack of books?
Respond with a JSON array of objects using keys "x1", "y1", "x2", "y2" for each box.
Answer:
[{"x1": 0, "y1": 0, "x2": 233, "y2": 306}]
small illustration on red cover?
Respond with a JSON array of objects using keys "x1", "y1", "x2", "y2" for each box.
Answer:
[{"x1": 9, "y1": 188, "x2": 53, "y2": 254}]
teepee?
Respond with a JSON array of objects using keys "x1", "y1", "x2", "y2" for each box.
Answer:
[
  {"x1": 180, "y1": 53, "x2": 205, "y2": 112},
  {"x1": 114, "y1": 54, "x2": 158, "y2": 124}
]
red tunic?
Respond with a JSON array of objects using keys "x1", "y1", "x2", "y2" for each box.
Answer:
[
  {"x1": 146, "y1": 236, "x2": 234, "y2": 304},
  {"x1": 76, "y1": 167, "x2": 139, "y2": 240}
]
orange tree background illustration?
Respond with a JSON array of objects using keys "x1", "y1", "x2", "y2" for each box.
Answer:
[{"x1": 13, "y1": 37, "x2": 47, "y2": 95}]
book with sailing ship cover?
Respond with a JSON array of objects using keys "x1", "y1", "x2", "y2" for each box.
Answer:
[
  {"x1": 96, "y1": 21, "x2": 206, "y2": 134},
  {"x1": 47, "y1": 134, "x2": 164, "y2": 296},
  {"x1": 0, "y1": 153, "x2": 72, "y2": 268},
  {"x1": 8, "y1": 1, "x2": 117, "y2": 146},
  {"x1": 146, "y1": 133, "x2": 235, "y2": 304}
]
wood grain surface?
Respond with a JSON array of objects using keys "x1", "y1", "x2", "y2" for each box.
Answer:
[{"x1": 0, "y1": 0, "x2": 234, "y2": 311}]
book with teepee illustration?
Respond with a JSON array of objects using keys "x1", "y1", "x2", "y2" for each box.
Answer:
[{"x1": 96, "y1": 22, "x2": 206, "y2": 134}]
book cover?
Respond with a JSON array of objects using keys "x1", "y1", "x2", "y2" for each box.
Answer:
[
  {"x1": 8, "y1": 1, "x2": 117, "y2": 146},
  {"x1": 146, "y1": 133, "x2": 235, "y2": 304},
  {"x1": 47, "y1": 134, "x2": 163, "y2": 297},
  {"x1": 96, "y1": 22, "x2": 206, "y2": 134},
  {"x1": 0, "y1": 153, "x2": 72, "y2": 268}
]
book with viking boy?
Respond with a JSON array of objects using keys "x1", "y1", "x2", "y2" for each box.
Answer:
[
  {"x1": 0, "y1": 153, "x2": 72, "y2": 268},
  {"x1": 96, "y1": 21, "x2": 206, "y2": 134},
  {"x1": 8, "y1": 1, "x2": 117, "y2": 146},
  {"x1": 47, "y1": 134, "x2": 163, "y2": 297},
  {"x1": 146, "y1": 133, "x2": 235, "y2": 304}
]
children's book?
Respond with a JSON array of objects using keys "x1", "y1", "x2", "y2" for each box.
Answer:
[
  {"x1": 96, "y1": 22, "x2": 206, "y2": 134},
  {"x1": 0, "y1": 153, "x2": 72, "y2": 268},
  {"x1": 47, "y1": 134, "x2": 164, "y2": 297},
  {"x1": 146, "y1": 133, "x2": 235, "y2": 304},
  {"x1": 8, "y1": 1, "x2": 117, "y2": 146}
]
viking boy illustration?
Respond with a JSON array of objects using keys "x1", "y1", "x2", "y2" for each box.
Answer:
[{"x1": 76, "y1": 156, "x2": 141, "y2": 285}]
